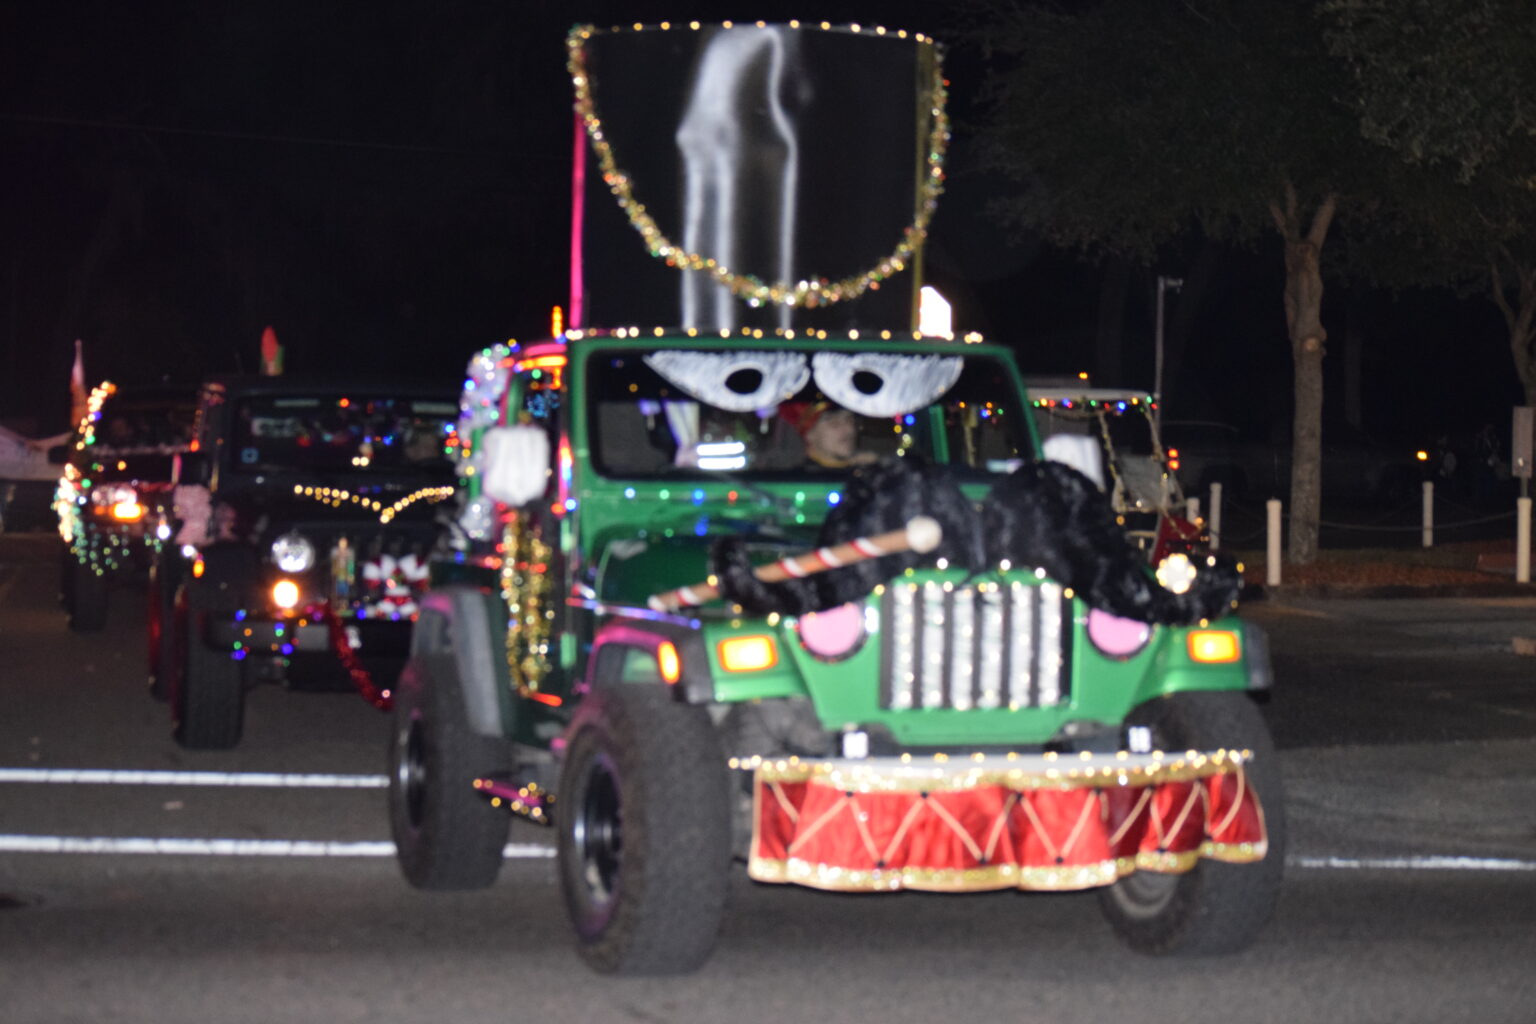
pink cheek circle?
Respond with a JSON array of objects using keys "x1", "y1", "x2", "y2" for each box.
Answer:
[
  {"x1": 1086, "y1": 607, "x2": 1151, "y2": 659},
  {"x1": 797, "y1": 601, "x2": 865, "y2": 660}
]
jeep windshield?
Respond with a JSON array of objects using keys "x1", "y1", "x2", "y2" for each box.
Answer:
[
  {"x1": 586, "y1": 348, "x2": 1033, "y2": 481},
  {"x1": 90, "y1": 397, "x2": 196, "y2": 454},
  {"x1": 230, "y1": 395, "x2": 458, "y2": 475}
]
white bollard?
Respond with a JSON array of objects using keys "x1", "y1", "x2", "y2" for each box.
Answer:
[
  {"x1": 1209, "y1": 482, "x2": 1223, "y2": 552},
  {"x1": 1422, "y1": 480, "x2": 1434, "y2": 548},
  {"x1": 1266, "y1": 498, "x2": 1282, "y2": 587},
  {"x1": 1518, "y1": 496, "x2": 1531, "y2": 584},
  {"x1": 1187, "y1": 496, "x2": 1200, "y2": 524}
]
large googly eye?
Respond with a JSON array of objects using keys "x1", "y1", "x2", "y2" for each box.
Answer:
[
  {"x1": 810, "y1": 352, "x2": 964, "y2": 417},
  {"x1": 644, "y1": 351, "x2": 810, "y2": 411}
]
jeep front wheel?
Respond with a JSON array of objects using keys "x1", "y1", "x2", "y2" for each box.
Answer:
[
  {"x1": 388, "y1": 653, "x2": 510, "y2": 889},
  {"x1": 557, "y1": 685, "x2": 732, "y2": 975},
  {"x1": 171, "y1": 582, "x2": 245, "y2": 749},
  {"x1": 1097, "y1": 691, "x2": 1285, "y2": 955}
]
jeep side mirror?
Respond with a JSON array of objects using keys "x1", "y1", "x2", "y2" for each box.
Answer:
[
  {"x1": 174, "y1": 450, "x2": 210, "y2": 485},
  {"x1": 481, "y1": 425, "x2": 551, "y2": 507}
]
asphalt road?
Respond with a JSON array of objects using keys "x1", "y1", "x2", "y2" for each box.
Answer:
[{"x1": 2, "y1": 532, "x2": 1534, "y2": 1024}]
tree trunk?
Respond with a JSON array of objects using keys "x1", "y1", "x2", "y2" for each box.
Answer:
[
  {"x1": 1489, "y1": 254, "x2": 1536, "y2": 407},
  {"x1": 1271, "y1": 185, "x2": 1337, "y2": 566}
]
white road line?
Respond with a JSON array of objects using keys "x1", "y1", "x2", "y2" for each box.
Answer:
[
  {"x1": 0, "y1": 768, "x2": 387, "y2": 788},
  {"x1": 5, "y1": 769, "x2": 1529, "y2": 872},
  {"x1": 1289, "y1": 855, "x2": 1536, "y2": 872},
  {"x1": 0, "y1": 835, "x2": 1526, "y2": 870},
  {"x1": 0, "y1": 835, "x2": 553, "y2": 858}
]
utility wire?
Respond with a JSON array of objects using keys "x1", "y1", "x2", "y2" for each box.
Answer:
[{"x1": 0, "y1": 110, "x2": 562, "y2": 160}]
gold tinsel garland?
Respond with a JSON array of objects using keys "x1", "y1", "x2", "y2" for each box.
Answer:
[
  {"x1": 501, "y1": 512, "x2": 555, "y2": 694},
  {"x1": 566, "y1": 22, "x2": 950, "y2": 309}
]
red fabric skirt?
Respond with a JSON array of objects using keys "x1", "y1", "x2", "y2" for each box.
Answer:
[{"x1": 747, "y1": 751, "x2": 1268, "y2": 892}]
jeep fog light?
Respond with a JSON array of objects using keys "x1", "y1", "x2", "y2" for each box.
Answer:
[
  {"x1": 271, "y1": 579, "x2": 301, "y2": 610},
  {"x1": 271, "y1": 532, "x2": 315, "y2": 573},
  {"x1": 718, "y1": 635, "x2": 778, "y2": 672},
  {"x1": 1188, "y1": 630, "x2": 1240, "y2": 663}
]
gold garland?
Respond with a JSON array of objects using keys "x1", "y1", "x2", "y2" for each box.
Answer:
[
  {"x1": 566, "y1": 22, "x2": 950, "y2": 309},
  {"x1": 501, "y1": 512, "x2": 555, "y2": 694},
  {"x1": 742, "y1": 748, "x2": 1254, "y2": 793}
]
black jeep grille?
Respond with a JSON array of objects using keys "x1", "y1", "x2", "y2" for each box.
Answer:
[{"x1": 878, "y1": 577, "x2": 1071, "y2": 711}]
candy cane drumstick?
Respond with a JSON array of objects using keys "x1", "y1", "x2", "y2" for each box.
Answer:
[{"x1": 647, "y1": 516, "x2": 943, "y2": 613}]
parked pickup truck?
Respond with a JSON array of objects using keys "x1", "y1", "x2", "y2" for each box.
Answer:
[
  {"x1": 387, "y1": 332, "x2": 1283, "y2": 973},
  {"x1": 152, "y1": 374, "x2": 459, "y2": 748}
]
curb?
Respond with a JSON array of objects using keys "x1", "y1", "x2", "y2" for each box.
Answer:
[{"x1": 1245, "y1": 580, "x2": 1535, "y2": 601}]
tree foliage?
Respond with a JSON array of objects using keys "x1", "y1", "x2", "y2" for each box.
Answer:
[
  {"x1": 1323, "y1": 0, "x2": 1536, "y2": 405},
  {"x1": 976, "y1": 0, "x2": 1402, "y2": 563},
  {"x1": 978, "y1": 2, "x2": 1383, "y2": 256},
  {"x1": 1322, "y1": 0, "x2": 1536, "y2": 184}
]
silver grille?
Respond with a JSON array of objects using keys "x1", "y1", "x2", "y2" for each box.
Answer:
[{"x1": 879, "y1": 578, "x2": 1070, "y2": 710}]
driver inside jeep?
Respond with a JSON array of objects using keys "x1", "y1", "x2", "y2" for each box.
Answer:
[{"x1": 778, "y1": 401, "x2": 878, "y2": 469}]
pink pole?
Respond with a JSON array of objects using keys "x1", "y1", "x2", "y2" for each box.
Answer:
[{"x1": 568, "y1": 110, "x2": 587, "y2": 330}]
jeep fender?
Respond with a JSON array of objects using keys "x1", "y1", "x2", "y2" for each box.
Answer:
[
  {"x1": 584, "y1": 618, "x2": 712, "y2": 704},
  {"x1": 411, "y1": 586, "x2": 514, "y2": 739}
]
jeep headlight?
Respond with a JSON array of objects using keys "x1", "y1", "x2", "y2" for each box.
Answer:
[
  {"x1": 91, "y1": 484, "x2": 144, "y2": 522},
  {"x1": 91, "y1": 484, "x2": 137, "y2": 507},
  {"x1": 271, "y1": 532, "x2": 316, "y2": 573}
]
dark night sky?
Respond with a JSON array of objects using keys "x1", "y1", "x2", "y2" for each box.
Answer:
[{"x1": 0, "y1": 1, "x2": 1520, "y2": 445}]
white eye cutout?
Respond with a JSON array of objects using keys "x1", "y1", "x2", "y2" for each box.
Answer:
[
  {"x1": 644, "y1": 351, "x2": 810, "y2": 412},
  {"x1": 810, "y1": 352, "x2": 964, "y2": 418}
]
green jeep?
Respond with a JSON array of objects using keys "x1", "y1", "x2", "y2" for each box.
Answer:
[
  {"x1": 388, "y1": 331, "x2": 1282, "y2": 973},
  {"x1": 386, "y1": 20, "x2": 1281, "y2": 975}
]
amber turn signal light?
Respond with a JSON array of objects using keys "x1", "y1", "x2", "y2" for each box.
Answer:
[
  {"x1": 1187, "y1": 630, "x2": 1240, "y2": 663},
  {"x1": 717, "y1": 635, "x2": 778, "y2": 672}
]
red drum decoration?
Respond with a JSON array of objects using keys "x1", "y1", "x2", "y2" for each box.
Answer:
[{"x1": 748, "y1": 751, "x2": 1268, "y2": 892}]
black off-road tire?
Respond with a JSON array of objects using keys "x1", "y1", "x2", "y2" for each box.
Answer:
[
  {"x1": 1098, "y1": 690, "x2": 1285, "y2": 955},
  {"x1": 146, "y1": 555, "x2": 179, "y2": 701},
  {"x1": 389, "y1": 653, "x2": 511, "y2": 890},
  {"x1": 171, "y1": 582, "x2": 245, "y2": 749},
  {"x1": 67, "y1": 555, "x2": 108, "y2": 632},
  {"x1": 557, "y1": 685, "x2": 732, "y2": 975}
]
